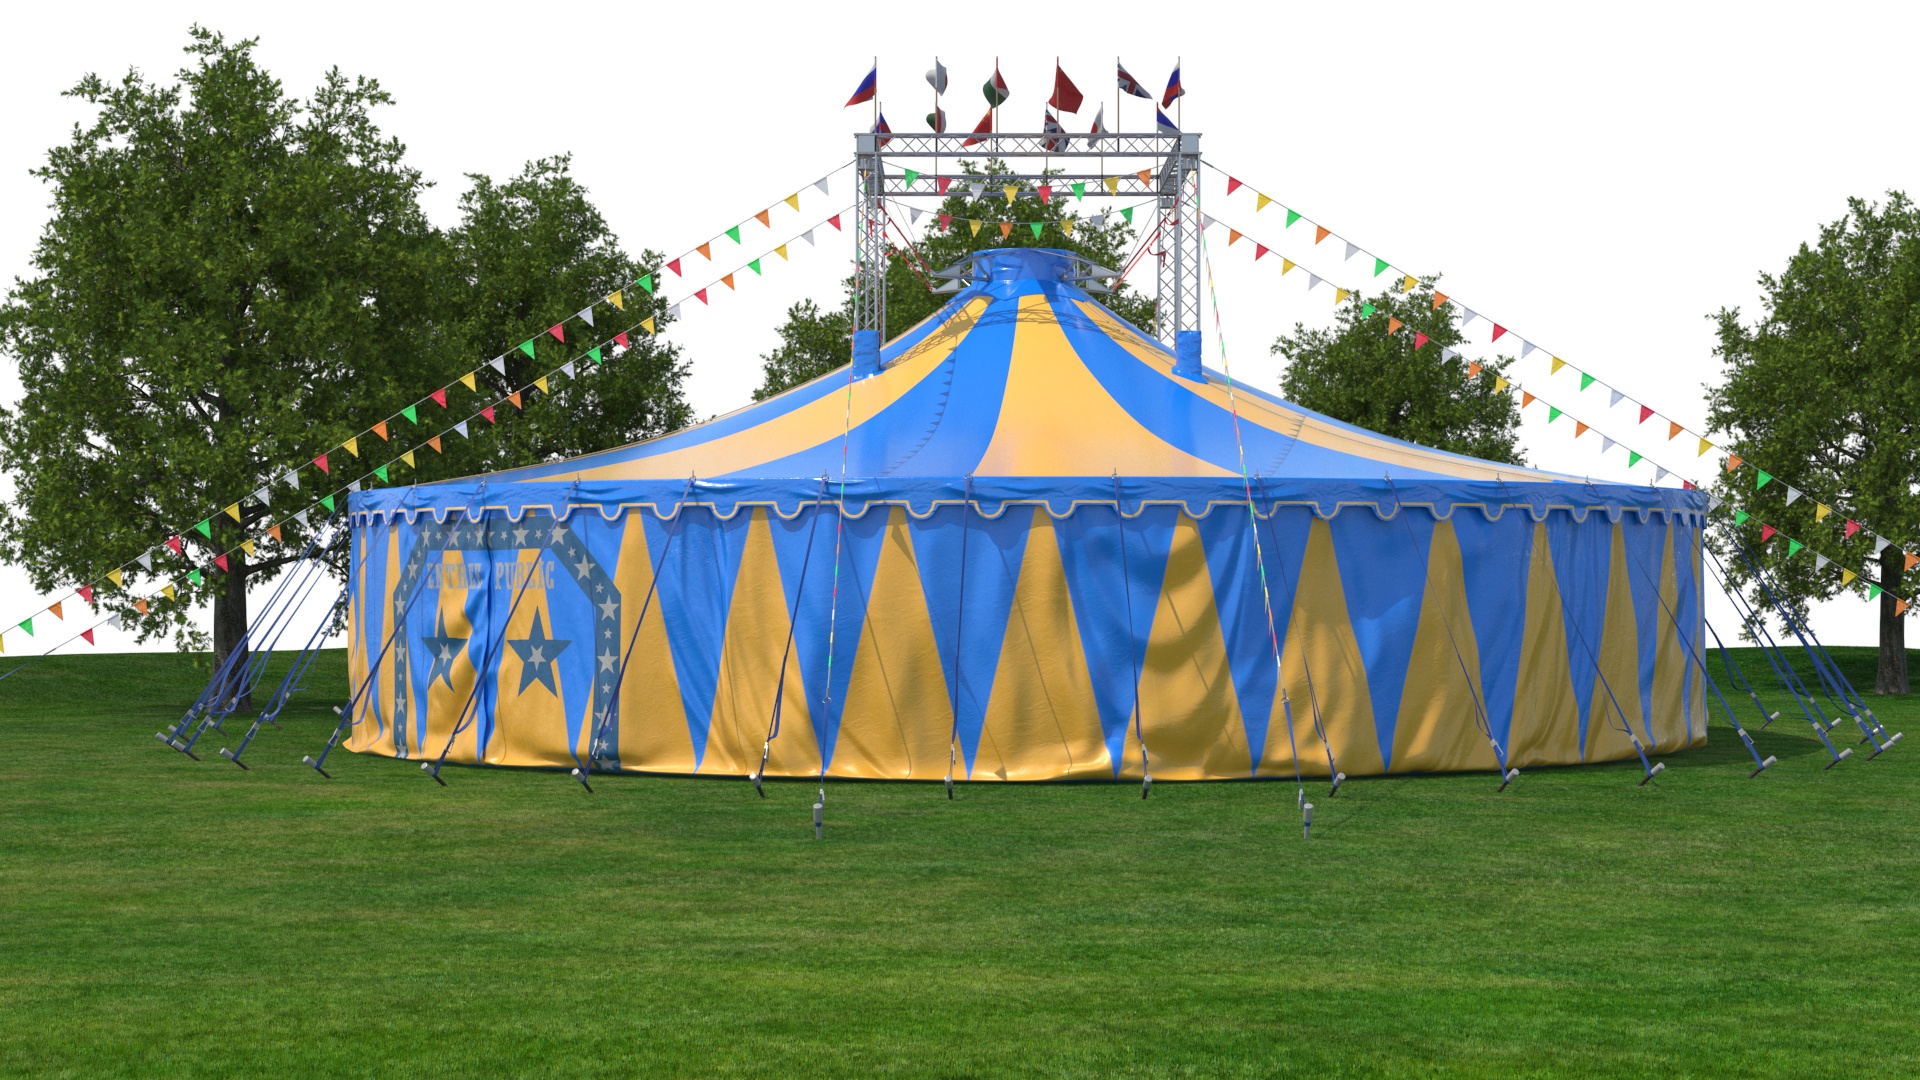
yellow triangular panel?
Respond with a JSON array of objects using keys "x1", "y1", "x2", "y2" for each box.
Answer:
[
  {"x1": 1127, "y1": 511, "x2": 1251, "y2": 780},
  {"x1": 1507, "y1": 521, "x2": 1583, "y2": 767},
  {"x1": 702, "y1": 508, "x2": 818, "y2": 777},
  {"x1": 831, "y1": 506, "x2": 956, "y2": 779},
  {"x1": 1645, "y1": 519, "x2": 1691, "y2": 753},
  {"x1": 976, "y1": 506, "x2": 1110, "y2": 780},
  {"x1": 1260, "y1": 517, "x2": 1388, "y2": 779},
  {"x1": 1391, "y1": 520, "x2": 1502, "y2": 773},
  {"x1": 1584, "y1": 522, "x2": 1645, "y2": 763},
  {"x1": 605, "y1": 508, "x2": 695, "y2": 773}
]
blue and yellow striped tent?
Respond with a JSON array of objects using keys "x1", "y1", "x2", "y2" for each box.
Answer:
[{"x1": 346, "y1": 248, "x2": 1708, "y2": 780}]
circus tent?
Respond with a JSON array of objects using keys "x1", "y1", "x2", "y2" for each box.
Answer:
[{"x1": 344, "y1": 247, "x2": 1708, "y2": 782}]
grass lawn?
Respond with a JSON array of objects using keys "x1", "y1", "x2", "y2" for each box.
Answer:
[{"x1": 1, "y1": 646, "x2": 1916, "y2": 1078}]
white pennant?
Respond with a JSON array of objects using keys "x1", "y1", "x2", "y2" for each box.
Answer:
[
  {"x1": 1609, "y1": 389, "x2": 1624, "y2": 408},
  {"x1": 1601, "y1": 436, "x2": 1616, "y2": 453},
  {"x1": 454, "y1": 420, "x2": 469, "y2": 439},
  {"x1": 104, "y1": 614, "x2": 122, "y2": 631},
  {"x1": 1343, "y1": 241, "x2": 1359, "y2": 261},
  {"x1": 1655, "y1": 466, "x2": 1670, "y2": 482},
  {"x1": 1875, "y1": 536, "x2": 1891, "y2": 555},
  {"x1": 1786, "y1": 486, "x2": 1802, "y2": 505},
  {"x1": 561, "y1": 361, "x2": 576, "y2": 380},
  {"x1": 1089, "y1": 214, "x2": 1106, "y2": 227},
  {"x1": 1460, "y1": 308, "x2": 1478, "y2": 326},
  {"x1": 1440, "y1": 346, "x2": 1456, "y2": 362},
  {"x1": 138, "y1": 553, "x2": 153, "y2": 572},
  {"x1": 1201, "y1": 213, "x2": 1217, "y2": 229},
  {"x1": 909, "y1": 207, "x2": 923, "y2": 223},
  {"x1": 578, "y1": 306, "x2": 595, "y2": 328},
  {"x1": 668, "y1": 304, "x2": 682, "y2": 320},
  {"x1": 1709, "y1": 494, "x2": 1724, "y2": 512},
  {"x1": 815, "y1": 176, "x2": 831, "y2": 195},
  {"x1": 296, "y1": 510, "x2": 311, "y2": 529},
  {"x1": 254, "y1": 487, "x2": 271, "y2": 506},
  {"x1": 801, "y1": 229, "x2": 816, "y2": 246},
  {"x1": 1308, "y1": 274, "x2": 1324, "y2": 290},
  {"x1": 284, "y1": 470, "x2": 300, "y2": 491},
  {"x1": 1817, "y1": 554, "x2": 1831, "y2": 571},
  {"x1": 1520, "y1": 341, "x2": 1537, "y2": 358},
  {"x1": 488, "y1": 356, "x2": 506, "y2": 375},
  {"x1": 348, "y1": 479, "x2": 361, "y2": 493}
]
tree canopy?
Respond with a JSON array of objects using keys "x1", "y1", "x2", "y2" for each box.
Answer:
[
  {"x1": 1706, "y1": 192, "x2": 1920, "y2": 693},
  {"x1": 1271, "y1": 282, "x2": 1524, "y2": 466},
  {"x1": 0, "y1": 28, "x2": 687, "y2": 670},
  {"x1": 754, "y1": 162, "x2": 1152, "y2": 400}
]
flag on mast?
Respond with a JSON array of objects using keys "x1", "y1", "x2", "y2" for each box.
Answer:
[
  {"x1": 1161, "y1": 64, "x2": 1184, "y2": 107},
  {"x1": 1155, "y1": 107, "x2": 1179, "y2": 134},
  {"x1": 1087, "y1": 102, "x2": 1108, "y2": 146},
  {"x1": 872, "y1": 112, "x2": 893, "y2": 149},
  {"x1": 925, "y1": 58, "x2": 948, "y2": 94},
  {"x1": 1042, "y1": 110, "x2": 1069, "y2": 151},
  {"x1": 964, "y1": 109, "x2": 993, "y2": 147},
  {"x1": 1049, "y1": 62, "x2": 1084, "y2": 113},
  {"x1": 846, "y1": 65, "x2": 877, "y2": 107},
  {"x1": 926, "y1": 106, "x2": 947, "y2": 132},
  {"x1": 983, "y1": 64, "x2": 1009, "y2": 106},
  {"x1": 1117, "y1": 61, "x2": 1153, "y2": 99}
]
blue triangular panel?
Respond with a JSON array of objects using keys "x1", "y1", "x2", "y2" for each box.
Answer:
[
  {"x1": 910, "y1": 503, "x2": 1032, "y2": 774},
  {"x1": 770, "y1": 504, "x2": 891, "y2": 768},
  {"x1": 1448, "y1": 511, "x2": 1533, "y2": 755},
  {"x1": 1195, "y1": 504, "x2": 1314, "y2": 770},
  {"x1": 1329, "y1": 507, "x2": 1435, "y2": 770},
  {"x1": 1621, "y1": 515, "x2": 1668, "y2": 743},
  {"x1": 643, "y1": 507, "x2": 753, "y2": 768},
  {"x1": 1546, "y1": 511, "x2": 1612, "y2": 751}
]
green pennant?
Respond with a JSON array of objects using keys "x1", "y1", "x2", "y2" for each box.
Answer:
[
  {"x1": 320, "y1": 494, "x2": 335, "y2": 513},
  {"x1": 1580, "y1": 373, "x2": 1596, "y2": 391},
  {"x1": 638, "y1": 274, "x2": 654, "y2": 295},
  {"x1": 402, "y1": 404, "x2": 418, "y2": 425},
  {"x1": 749, "y1": 258, "x2": 762, "y2": 275},
  {"x1": 1373, "y1": 257, "x2": 1389, "y2": 277},
  {"x1": 588, "y1": 346, "x2": 602, "y2": 364},
  {"x1": 1787, "y1": 539, "x2": 1804, "y2": 558},
  {"x1": 1869, "y1": 583, "x2": 1884, "y2": 600},
  {"x1": 1734, "y1": 510, "x2": 1750, "y2": 526},
  {"x1": 1756, "y1": 470, "x2": 1773, "y2": 489},
  {"x1": 1360, "y1": 303, "x2": 1376, "y2": 320},
  {"x1": 1548, "y1": 407, "x2": 1563, "y2": 423},
  {"x1": 1072, "y1": 182, "x2": 1085, "y2": 200},
  {"x1": 1285, "y1": 209, "x2": 1302, "y2": 228},
  {"x1": 374, "y1": 464, "x2": 388, "y2": 483},
  {"x1": 1120, "y1": 207, "x2": 1134, "y2": 224},
  {"x1": 194, "y1": 519, "x2": 212, "y2": 539},
  {"x1": 188, "y1": 569, "x2": 202, "y2": 586},
  {"x1": 1029, "y1": 222, "x2": 1044, "y2": 239},
  {"x1": 19, "y1": 617, "x2": 31, "y2": 637},
  {"x1": 904, "y1": 168, "x2": 920, "y2": 186},
  {"x1": 1628, "y1": 451, "x2": 1643, "y2": 467},
  {"x1": 518, "y1": 340, "x2": 537, "y2": 359},
  {"x1": 725, "y1": 226, "x2": 741, "y2": 244}
]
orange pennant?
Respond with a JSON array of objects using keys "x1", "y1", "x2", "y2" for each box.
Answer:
[
  {"x1": 1906, "y1": 552, "x2": 1919, "y2": 573},
  {"x1": 371, "y1": 420, "x2": 388, "y2": 441},
  {"x1": 1899, "y1": 597, "x2": 1913, "y2": 617},
  {"x1": 999, "y1": 222, "x2": 1013, "y2": 238},
  {"x1": 697, "y1": 242, "x2": 712, "y2": 261},
  {"x1": 1575, "y1": 421, "x2": 1589, "y2": 438},
  {"x1": 1724, "y1": 454, "x2": 1743, "y2": 473},
  {"x1": 1314, "y1": 225, "x2": 1331, "y2": 244},
  {"x1": 1522, "y1": 392, "x2": 1536, "y2": 408},
  {"x1": 1228, "y1": 229, "x2": 1241, "y2": 246},
  {"x1": 268, "y1": 523, "x2": 282, "y2": 542},
  {"x1": 1386, "y1": 317, "x2": 1403, "y2": 334},
  {"x1": 508, "y1": 391, "x2": 523, "y2": 410},
  {"x1": 1467, "y1": 362, "x2": 1483, "y2": 378},
  {"x1": 135, "y1": 598, "x2": 149, "y2": 615},
  {"x1": 428, "y1": 435, "x2": 442, "y2": 453},
  {"x1": 1668, "y1": 421, "x2": 1683, "y2": 440},
  {"x1": 722, "y1": 273, "x2": 735, "y2": 290},
  {"x1": 1136, "y1": 168, "x2": 1152, "y2": 186},
  {"x1": 49, "y1": 600, "x2": 63, "y2": 621},
  {"x1": 755, "y1": 209, "x2": 770, "y2": 227},
  {"x1": 1433, "y1": 291, "x2": 1448, "y2": 309}
]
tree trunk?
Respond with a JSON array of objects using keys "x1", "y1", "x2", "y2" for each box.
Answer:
[
  {"x1": 1876, "y1": 546, "x2": 1908, "y2": 695},
  {"x1": 212, "y1": 551, "x2": 252, "y2": 711}
]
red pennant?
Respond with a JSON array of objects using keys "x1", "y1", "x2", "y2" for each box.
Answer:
[
  {"x1": 1038, "y1": 185, "x2": 1051, "y2": 204},
  {"x1": 82, "y1": 628, "x2": 95, "y2": 645},
  {"x1": 481, "y1": 405, "x2": 495, "y2": 423},
  {"x1": 1254, "y1": 244, "x2": 1269, "y2": 260},
  {"x1": 1845, "y1": 519, "x2": 1861, "y2": 539},
  {"x1": 667, "y1": 258, "x2": 682, "y2": 277},
  {"x1": 167, "y1": 535, "x2": 183, "y2": 556},
  {"x1": 547, "y1": 323, "x2": 565, "y2": 343},
  {"x1": 1682, "y1": 480, "x2": 1695, "y2": 490},
  {"x1": 937, "y1": 176, "x2": 952, "y2": 194},
  {"x1": 1491, "y1": 324, "x2": 1508, "y2": 342},
  {"x1": 1414, "y1": 332, "x2": 1430, "y2": 349},
  {"x1": 1760, "y1": 525, "x2": 1776, "y2": 543},
  {"x1": 829, "y1": 215, "x2": 842, "y2": 231},
  {"x1": 1227, "y1": 177, "x2": 1242, "y2": 195},
  {"x1": 78, "y1": 584, "x2": 94, "y2": 606},
  {"x1": 1639, "y1": 405, "x2": 1654, "y2": 424},
  {"x1": 214, "y1": 553, "x2": 229, "y2": 572},
  {"x1": 614, "y1": 331, "x2": 629, "y2": 349},
  {"x1": 313, "y1": 453, "x2": 329, "y2": 474},
  {"x1": 939, "y1": 213, "x2": 952, "y2": 231},
  {"x1": 695, "y1": 288, "x2": 709, "y2": 305}
]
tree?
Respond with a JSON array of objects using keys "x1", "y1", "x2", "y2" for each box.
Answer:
[
  {"x1": 1271, "y1": 282, "x2": 1525, "y2": 465},
  {"x1": 754, "y1": 161, "x2": 1152, "y2": 400},
  {"x1": 1706, "y1": 193, "x2": 1920, "y2": 694}
]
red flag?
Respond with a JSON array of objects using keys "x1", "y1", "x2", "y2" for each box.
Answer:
[
  {"x1": 939, "y1": 213, "x2": 952, "y2": 231},
  {"x1": 845, "y1": 65, "x2": 878, "y2": 107},
  {"x1": 82, "y1": 628, "x2": 95, "y2": 645},
  {"x1": 964, "y1": 109, "x2": 994, "y2": 147},
  {"x1": 1760, "y1": 525, "x2": 1776, "y2": 543},
  {"x1": 667, "y1": 258, "x2": 682, "y2": 277},
  {"x1": 937, "y1": 177, "x2": 952, "y2": 194},
  {"x1": 1254, "y1": 244, "x2": 1269, "y2": 260},
  {"x1": 1227, "y1": 177, "x2": 1242, "y2": 195},
  {"x1": 78, "y1": 584, "x2": 93, "y2": 606},
  {"x1": 829, "y1": 215, "x2": 842, "y2": 231},
  {"x1": 313, "y1": 453, "x2": 329, "y2": 474},
  {"x1": 614, "y1": 332, "x2": 629, "y2": 349},
  {"x1": 430, "y1": 388, "x2": 447, "y2": 408},
  {"x1": 547, "y1": 323, "x2": 565, "y2": 343},
  {"x1": 167, "y1": 535, "x2": 183, "y2": 556},
  {"x1": 1038, "y1": 184, "x2": 1052, "y2": 204},
  {"x1": 215, "y1": 553, "x2": 229, "y2": 572},
  {"x1": 1049, "y1": 63, "x2": 1084, "y2": 113},
  {"x1": 1414, "y1": 332, "x2": 1430, "y2": 349},
  {"x1": 1639, "y1": 405, "x2": 1654, "y2": 424},
  {"x1": 695, "y1": 288, "x2": 709, "y2": 305},
  {"x1": 1845, "y1": 519, "x2": 1861, "y2": 539},
  {"x1": 1491, "y1": 324, "x2": 1508, "y2": 342}
]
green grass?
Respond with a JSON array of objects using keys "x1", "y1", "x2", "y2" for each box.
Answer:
[{"x1": 1, "y1": 647, "x2": 1916, "y2": 1078}]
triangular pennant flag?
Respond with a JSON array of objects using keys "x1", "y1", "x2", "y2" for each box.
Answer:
[
  {"x1": 610, "y1": 289, "x2": 627, "y2": 309},
  {"x1": 1699, "y1": 438, "x2": 1714, "y2": 457},
  {"x1": 1522, "y1": 342, "x2": 1538, "y2": 359},
  {"x1": 1522, "y1": 392, "x2": 1536, "y2": 408},
  {"x1": 1759, "y1": 524, "x2": 1776, "y2": 543},
  {"x1": 775, "y1": 244, "x2": 789, "y2": 261},
  {"x1": 1105, "y1": 176, "x2": 1120, "y2": 195},
  {"x1": 1755, "y1": 470, "x2": 1772, "y2": 488},
  {"x1": 1639, "y1": 405, "x2": 1655, "y2": 424},
  {"x1": 642, "y1": 317, "x2": 657, "y2": 335},
  {"x1": 1580, "y1": 373, "x2": 1596, "y2": 391},
  {"x1": 314, "y1": 496, "x2": 333, "y2": 515},
  {"x1": 1875, "y1": 535, "x2": 1892, "y2": 555},
  {"x1": 1003, "y1": 185, "x2": 1018, "y2": 204},
  {"x1": 1906, "y1": 552, "x2": 1919, "y2": 572},
  {"x1": 1386, "y1": 317, "x2": 1403, "y2": 334},
  {"x1": 1137, "y1": 168, "x2": 1153, "y2": 186},
  {"x1": 1069, "y1": 181, "x2": 1082, "y2": 199},
  {"x1": 969, "y1": 219, "x2": 983, "y2": 237},
  {"x1": 614, "y1": 331, "x2": 630, "y2": 350},
  {"x1": 1121, "y1": 207, "x2": 1134, "y2": 224},
  {"x1": 786, "y1": 192, "x2": 802, "y2": 210},
  {"x1": 481, "y1": 405, "x2": 497, "y2": 424},
  {"x1": 188, "y1": 569, "x2": 202, "y2": 586},
  {"x1": 1432, "y1": 291, "x2": 1448, "y2": 309},
  {"x1": 536, "y1": 376, "x2": 550, "y2": 394},
  {"x1": 577, "y1": 305, "x2": 596, "y2": 329},
  {"x1": 295, "y1": 510, "x2": 310, "y2": 529},
  {"x1": 268, "y1": 523, "x2": 282, "y2": 542},
  {"x1": 1061, "y1": 220, "x2": 1074, "y2": 238},
  {"x1": 1029, "y1": 221, "x2": 1044, "y2": 239},
  {"x1": 1868, "y1": 583, "x2": 1883, "y2": 601},
  {"x1": 1575, "y1": 421, "x2": 1589, "y2": 437},
  {"x1": 370, "y1": 420, "x2": 388, "y2": 442},
  {"x1": 1402, "y1": 274, "x2": 1418, "y2": 293},
  {"x1": 1656, "y1": 466, "x2": 1671, "y2": 482},
  {"x1": 1725, "y1": 454, "x2": 1744, "y2": 473},
  {"x1": 722, "y1": 273, "x2": 735, "y2": 290},
  {"x1": 402, "y1": 404, "x2": 418, "y2": 425},
  {"x1": 1601, "y1": 435, "x2": 1616, "y2": 453},
  {"x1": 1360, "y1": 303, "x2": 1375, "y2": 319},
  {"x1": 1785, "y1": 539, "x2": 1803, "y2": 558},
  {"x1": 19, "y1": 616, "x2": 32, "y2": 636},
  {"x1": 588, "y1": 347, "x2": 602, "y2": 365},
  {"x1": 109, "y1": 568, "x2": 124, "y2": 589},
  {"x1": 561, "y1": 361, "x2": 576, "y2": 380},
  {"x1": 1734, "y1": 510, "x2": 1751, "y2": 526},
  {"x1": 343, "y1": 436, "x2": 360, "y2": 458},
  {"x1": 1461, "y1": 308, "x2": 1478, "y2": 326},
  {"x1": 1551, "y1": 357, "x2": 1567, "y2": 374},
  {"x1": 508, "y1": 391, "x2": 522, "y2": 410},
  {"x1": 1816, "y1": 503, "x2": 1832, "y2": 522},
  {"x1": 695, "y1": 288, "x2": 709, "y2": 305},
  {"x1": 402, "y1": 450, "x2": 415, "y2": 467},
  {"x1": 166, "y1": 535, "x2": 183, "y2": 556},
  {"x1": 1335, "y1": 288, "x2": 1351, "y2": 305},
  {"x1": 546, "y1": 323, "x2": 565, "y2": 343},
  {"x1": 1286, "y1": 209, "x2": 1302, "y2": 227},
  {"x1": 1786, "y1": 486, "x2": 1802, "y2": 505},
  {"x1": 1842, "y1": 568, "x2": 1857, "y2": 586},
  {"x1": 1548, "y1": 406, "x2": 1563, "y2": 422},
  {"x1": 284, "y1": 470, "x2": 299, "y2": 491},
  {"x1": 1374, "y1": 257, "x2": 1390, "y2": 277},
  {"x1": 754, "y1": 209, "x2": 771, "y2": 228},
  {"x1": 140, "y1": 553, "x2": 153, "y2": 571},
  {"x1": 1817, "y1": 554, "x2": 1831, "y2": 571},
  {"x1": 1491, "y1": 324, "x2": 1508, "y2": 342},
  {"x1": 829, "y1": 215, "x2": 842, "y2": 231},
  {"x1": 1628, "y1": 451, "x2": 1643, "y2": 467},
  {"x1": 999, "y1": 222, "x2": 1013, "y2": 239},
  {"x1": 1845, "y1": 519, "x2": 1861, "y2": 539},
  {"x1": 816, "y1": 176, "x2": 831, "y2": 195},
  {"x1": 459, "y1": 372, "x2": 476, "y2": 392},
  {"x1": 698, "y1": 242, "x2": 713, "y2": 260},
  {"x1": 1254, "y1": 243, "x2": 1268, "y2": 260},
  {"x1": 668, "y1": 304, "x2": 681, "y2": 319},
  {"x1": 454, "y1": 420, "x2": 469, "y2": 438},
  {"x1": 488, "y1": 356, "x2": 505, "y2": 375},
  {"x1": 313, "y1": 453, "x2": 329, "y2": 475},
  {"x1": 1256, "y1": 193, "x2": 1271, "y2": 210},
  {"x1": 1465, "y1": 360, "x2": 1481, "y2": 377},
  {"x1": 430, "y1": 388, "x2": 447, "y2": 408},
  {"x1": 1308, "y1": 274, "x2": 1323, "y2": 290},
  {"x1": 1344, "y1": 241, "x2": 1359, "y2": 260},
  {"x1": 194, "y1": 519, "x2": 212, "y2": 539},
  {"x1": 240, "y1": 539, "x2": 254, "y2": 559},
  {"x1": 214, "y1": 553, "x2": 228, "y2": 572},
  {"x1": 1609, "y1": 389, "x2": 1624, "y2": 408},
  {"x1": 81, "y1": 627, "x2": 95, "y2": 646},
  {"x1": 49, "y1": 600, "x2": 63, "y2": 621},
  {"x1": 224, "y1": 502, "x2": 241, "y2": 523},
  {"x1": 518, "y1": 339, "x2": 538, "y2": 360},
  {"x1": 748, "y1": 259, "x2": 761, "y2": 275},
  {"x1": 725, "y1": 226, "x2": 741, "y2": 244},
  {"x1": 1281, "y1": 258, "x2": 1296, "y2": 274},
  {"x1": 1899, "y1": 597, "x2": 1912, "y2": 617},
  {"x1": 1414, "y1": 331, "x2": 1430, "y2": 350},
  {"x1": 1314, "y1": 225, "x2": 1331, "y2": 244},
  {"x1": 428, "y1": 435, "x2": 442, "y2": 453}
]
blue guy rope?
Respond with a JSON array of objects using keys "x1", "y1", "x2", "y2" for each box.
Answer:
[
  {"x1": 222, "y1": 585, "x2": 349, "y2": 770},
  {"x1": 1702, "y1": 554, "x2": 1852, "y2": 767}
]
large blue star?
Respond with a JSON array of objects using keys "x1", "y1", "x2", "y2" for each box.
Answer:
[
  {"x1": 421, "y1": 610, "x2": 466, "y2": 692},
  {"x1": 507, "y1": 610, "x2": 571, "y2": 697}
]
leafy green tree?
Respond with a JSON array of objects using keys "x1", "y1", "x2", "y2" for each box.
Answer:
[
  {"x1": 754, "y1": 161, "x2": 1151, "y2": 400},
  {"x1": 1706, "y1": 193, "x2": 1920, "y2": 693},
  {"x1": 1272, "y1": 282, "x2": 1524, "y2": 465}
]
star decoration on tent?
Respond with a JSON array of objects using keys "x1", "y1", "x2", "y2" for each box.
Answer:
[
  {"x1": 422, "y1": 610, "x2": 467, "y2": 692},
  {"x1": 508, "y1": 610, "x2": 571, "y2": 697}
]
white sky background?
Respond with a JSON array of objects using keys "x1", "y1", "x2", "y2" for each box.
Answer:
[{"x1": 1, "y1": 0, "x2": 1915, "y2": 657}]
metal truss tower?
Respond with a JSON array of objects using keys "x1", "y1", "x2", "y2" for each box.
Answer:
[{"x1": 851, "y1": 129, "x2": 1204, "y2": 379}]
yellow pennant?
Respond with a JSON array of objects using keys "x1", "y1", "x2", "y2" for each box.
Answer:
[
  {"x1": 1697, "y1": 437, "x2": 1713, "y2": 457},
  {"x1": 1003, "y1": 185, "x2": 1017, "y2": 205},
  {"x1": 1402, "y1": 274, "x2": 1418, "y2": 293},
  {"x1": 969, "y1": 218, "x2": 983, "y2": 237},
  {"x1": 343, "y1": 437, "x2": 358, "y2": 458},
  {"x1": 642, "y1": 317, "x2": 657, "y2": 335},
  {"x1": 784, "y1": 193, "x2": 800, "y2": 211},
  {"x1": 1842, "y1": 568, "x2": 1857, "y2": 586},
  {"x1": 1494, "y1": 376, "x2": 1510, "y2": 393},
  {"x1": 1815, "y1": 503, "x2": 1832, "y2": 522},
  {"x1": 1334, "y1": 288, "x2": 1350, "y2": 305},
  {"x1": 460, "y1": 371, "x2": 476, "y2": 391},
  {"x1": 108, "y1": 568, "x2": 124, "y2": 589},
  {"x1": 775, "y1": 244, "x2": 789, "y2": 261},
  {"x1": 242, "y1": 539, "x2": 256, "y2": 557},
  {"x1": 225, "y1": 503, "x2": 241, "y2": 523},
  {"x1": 402, "y1": 450, "x2": 415, "y2": 467},
  {"x1": 1281, "y1": 258, "x2": 1296, "y2": 275},
  {"x1": 1104, "y1": 176, "x2": 1119, "y2": 195},
  {"x1": 608, "y1": 290, "x2": 624, "y2": 311},
  {"x1": 1256, "y1": 193, "x2": 1272, "y2": 211},
  {"x1": 536, "y1": 376, "x2": 550, "y2": 394},
  {"x1": 163, "y1": 584, "x2": 177, "y2": 600},
  {"x1": 1060, "y1": 220, "x2": 1074, "y2": 238},
  {"x1": 1551, "y1": 357, "x2": 1567, "y2": 375}
]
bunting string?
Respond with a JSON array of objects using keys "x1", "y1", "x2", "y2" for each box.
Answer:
[{"x1": 1205, "y1": 161, "x2": 1920, "y2": 589}]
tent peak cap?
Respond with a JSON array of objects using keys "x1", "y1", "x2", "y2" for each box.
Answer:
[{"x1": 952, "y1": 247, "x2": 1092, "y2": 286}]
